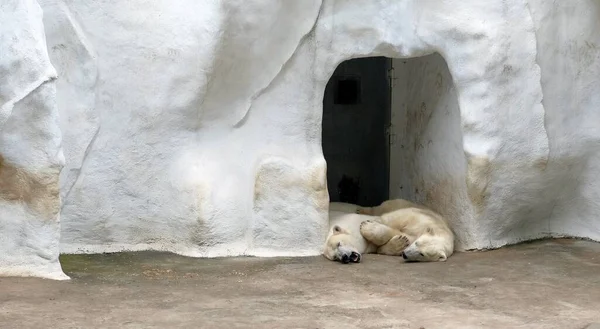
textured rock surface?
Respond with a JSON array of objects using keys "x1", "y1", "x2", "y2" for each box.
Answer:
[
  {"x1": 47, "y1": 0, "x2": 325, "y2": 256},
  {"x1": 0, "y1": 0, "x2": 68, "y2": 279},
  {"x1": 1, "y1": 0, "x2": 600, "y2": 278},
  {"x1": 526, "y1": 0, "x2": 600, "y2": 242},
  {"x1": 388, "y1": 54, "x2": 474, "y2": 248}
]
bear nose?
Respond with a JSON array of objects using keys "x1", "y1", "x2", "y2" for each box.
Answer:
[
  {"x1": 341, "y1": 254, "x2": 350, "y2": 264},
  {"x1": 402, "y1": 252, "x2": 408, "y2": 260}
]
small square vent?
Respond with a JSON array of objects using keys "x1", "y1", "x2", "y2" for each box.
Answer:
[{"x1": 334, "y1": 77, "x2": 361, "y2": 105}]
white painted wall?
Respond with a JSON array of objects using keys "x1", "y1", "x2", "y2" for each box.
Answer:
[{"x1": 1, "y1": 0, "x2": 599, "y2": 279}]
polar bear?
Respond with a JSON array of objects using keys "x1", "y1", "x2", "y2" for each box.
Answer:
[
  {"x1": 360, "y1": 206, "x2": 454, "y2": 262},
  {"x1": 332, "y1": 199, "x2": 421, "y2": 215},
  {"x1": 323, "y1": 200, "x2": 454, "y2": 263},
  {"x1": 329, "y1": 202, "x2": 360, "y2": 214},
  {"x1": 356, "y1": 198, "x2": 426, "y2": 216},
  {"x1": 322, "y1": 210, "x2": 407, "y2": 263}
]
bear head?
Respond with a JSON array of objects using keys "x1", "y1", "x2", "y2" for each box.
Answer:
[
  {"x1": 322, "y1": 225, "x2": 362, "y2": 264},
  {"x1": 401, "y1": 233, "x2": 448, "y2": 262}
]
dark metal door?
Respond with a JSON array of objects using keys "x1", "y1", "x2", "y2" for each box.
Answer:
[{"x1": 322, "y1": 57, "x2": 391, "y2": 207}]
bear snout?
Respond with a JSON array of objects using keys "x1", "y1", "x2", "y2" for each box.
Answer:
[
  {"x1": 350, "y1": 251, "x2": 361, "y2": 263},
  {"x1": 341, "y1": 254, "x2": 351, "y2": 264}
]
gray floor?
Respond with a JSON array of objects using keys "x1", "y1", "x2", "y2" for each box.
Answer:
[{"x1": 1, "y1": 239, "x2": 599, "y2": 329}]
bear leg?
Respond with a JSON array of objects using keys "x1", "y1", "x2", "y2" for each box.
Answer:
[
  {"x1": 376, "y1": 234, "x2": 411, "y2": 256},
  {"x1": 360, "y1": 219, "x2": 398, "y2": 246}
]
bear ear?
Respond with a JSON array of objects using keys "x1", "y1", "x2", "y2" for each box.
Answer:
[
  {"x1": 438, "y1": 251, "x2": 447, "y2": 262},
  {"x1": 332, "y1": 225, "x2": 345, "y2": 235}
]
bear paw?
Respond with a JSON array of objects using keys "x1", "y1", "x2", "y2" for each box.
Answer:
[
  {"x1": 360, "y1": 219, "x2": 376, "y2": 227},
  {"x1": 360, "y1": 220, "x2": 377, "y2": 234},
  {"x1": 388, "y1": 235, "x2": 410, "y2": 251}
]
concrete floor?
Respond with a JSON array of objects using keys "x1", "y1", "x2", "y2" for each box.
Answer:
[{"x1": 1, "y1": 239, "x2": 599, "y2": 329}]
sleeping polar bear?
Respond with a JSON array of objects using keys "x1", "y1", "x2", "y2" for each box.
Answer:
[
  {"x1": 333, "y1": 199, "x2": 425, "y2": 216},
  {"x1": 323, "y1": 210, "x2": 387, "y2": 263},
  {"x1": 356, "y1": 199, "x2": 426, "y2": 215},
  {"x1": 323, "y1": 200, "x2": 454, "y2": 263},
  {"x1": 329, "y1": 201, "x2": 360, "y2": 214}
]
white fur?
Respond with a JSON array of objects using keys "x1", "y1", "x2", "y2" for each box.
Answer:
[
  {"x1": 323, "y1": 200, "x2": 455, "y2": 263},
  {"x1": 329, "y1": 202, "x2": 360, "y2": 214},
  {"x1": 322, "y1": 211, "x2": 377, "y2": 263},
  {"x1": 374, "y1": 206, "x2": 455, "y2": 262},
  {"x1": 356, "y1": 199, "x2": 425, "y2": 216}
]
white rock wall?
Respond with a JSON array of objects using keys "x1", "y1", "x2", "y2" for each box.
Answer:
[
  {"x1": 314, "y1": 0, "x2": 550, "y2": 249},
  {"x1": 526, "y1": 0, "x2": 600, "y2": 242},
  {"x1": 0, "y1": 0, "x2": 68, "y2": 280},
  {"x1": 45, "y1": 0, "x2": 327, "y2": 257},
  {"x1": 388, "y1": 54, "x2": 474, "y2": 250},
  {"x1": 1, "y1": 0, "x2": 599, "y2": 279}
]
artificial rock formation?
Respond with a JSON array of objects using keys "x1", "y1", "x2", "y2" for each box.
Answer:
[
  {"x1": 1, "y1": 0, "x2": 599, "y2": 279},
  {"x1": 0, "y1": 0, "x2": 67, "y2": 279}
]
